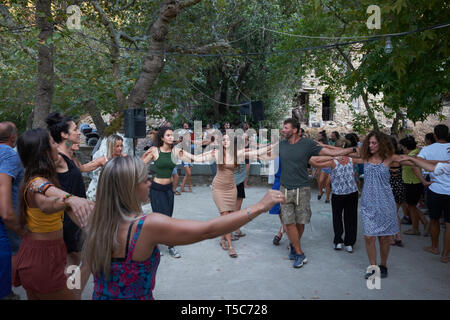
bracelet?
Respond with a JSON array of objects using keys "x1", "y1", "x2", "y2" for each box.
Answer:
[
  {"x1": 34, "y1": 181, "x2": 51, "y2": 194},
  {"x1": 42, "y1": 183, "x2": 54, "y2": 195},
  {"x1": 246, "y1": 208, "x2": 253, "y2": 222},
  {"x1": 62, "y1": 194, "x2": 72, "y2": 209}
]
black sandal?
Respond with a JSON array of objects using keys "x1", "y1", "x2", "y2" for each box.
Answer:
[
  {"x1": 395, "y1": 239, "x2": 403, "y2": 247},
  {"x1": 273, "y1": 234, "x2": 282, "y2": 246}
]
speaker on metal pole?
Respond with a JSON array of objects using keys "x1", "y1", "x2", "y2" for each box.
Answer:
[
  {"x1": 239, "y1": 101, "x2": 251, "y2": 115},
  {"x1": 251, "y1": 100, "x2": 265, "y2": 121},
  {"x1": 124, "y1": 108, "x2": 147, "y2": 139}
]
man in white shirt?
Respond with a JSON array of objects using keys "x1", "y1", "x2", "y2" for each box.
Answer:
[{"x1": 417, "y1": 124, "x2": 450, "y2": 263}]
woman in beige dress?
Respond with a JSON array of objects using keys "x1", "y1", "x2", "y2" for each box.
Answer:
[{"x1": 179, "y1": 133, "x2": 275, "y2": 258}]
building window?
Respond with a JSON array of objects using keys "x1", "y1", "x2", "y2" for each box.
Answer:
[
  {"x1": 299, "y1": 92, "x2": 309, "y2": 123},
  {"x1": 322, "y1": 94, "x2": 333, "y2": 121}
]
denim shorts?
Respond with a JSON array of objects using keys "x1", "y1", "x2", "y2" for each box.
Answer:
[{"x1": 181, "y1": 161, "x2": 193, "y2": 168}]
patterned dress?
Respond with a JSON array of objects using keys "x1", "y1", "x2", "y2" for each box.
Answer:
[
  {"x1": 93, "y1": 215, "x2": 160, "y2": 300},
  {"x1": 361, "y1": 162, "x2": 399, "y2": 236}
]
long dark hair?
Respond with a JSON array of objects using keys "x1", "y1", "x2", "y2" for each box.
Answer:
[
  {"x1": 218, "y1": 134, "x2": 240, "y2": 169},
  {"x1": 46, "y1": 111, "x2": 74, "y2": 143},
  {"x1": 156, "y1": 126, "x2": 174, "y2": 148},
  {"x1": 17, "y1": 128, "x2": 60, "y2": 226}
]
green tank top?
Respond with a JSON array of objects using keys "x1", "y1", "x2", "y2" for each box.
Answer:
[{"x1": 154, "y1": 148, "x2": 176, "y2": 179}]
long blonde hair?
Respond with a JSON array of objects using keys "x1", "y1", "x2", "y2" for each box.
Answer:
[
  {"x1": 106, "y1": 134, "x2": 123, "y2": 159},
  {"x1": 82, "y1": 156, "x2": 148, "y2": 278}
]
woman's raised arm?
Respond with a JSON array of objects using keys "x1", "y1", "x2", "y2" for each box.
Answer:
[{"x1": 142, "y1": 190, "x2": 285, "y2": 247}]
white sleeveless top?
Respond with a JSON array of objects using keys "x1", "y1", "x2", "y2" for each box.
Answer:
[{"x1": 330, "y1": 158, "x2": 358, "y2": 195}]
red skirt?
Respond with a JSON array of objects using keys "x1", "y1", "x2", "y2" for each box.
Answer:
[{"x1": 13, "y1": 233, "x2": 68, "y2": 294}]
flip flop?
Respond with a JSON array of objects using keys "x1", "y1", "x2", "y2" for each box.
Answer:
[
  {"x1": 228, "y1": 247, "x2": 238, "y2": 258},
  {"x1": 440, "y1": 256, "x2": 450, "y2": 263},
  {"x1": 174, "y1": 190, "x2": 181, "y2": 195}
]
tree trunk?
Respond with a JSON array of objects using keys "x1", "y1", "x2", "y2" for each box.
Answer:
[
  {"x1": 33, "y1": 0, "x2": 54, "y2": 129},
  {"x1": 84, "y1": 99, "x2": 106, "y2": 136},
  {"x1": 126, "y1": 0, "x2": 202, "y2": 109},
  {"x1": 390, "y1": 111, "x2": 401, "y2": 136},
  {"x1": 361, "y1": 92, "x2": 380, "y2": 132}
]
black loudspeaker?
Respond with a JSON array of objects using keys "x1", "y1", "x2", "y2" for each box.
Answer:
[
  {"x1": 124, "y1": 108, "x2": 147, "y2": 138},
  {"x1": 251, "y1": 100, "x2": 265, "y2": 121},
  {"x1": 240, "y1": 101, "x2": 251, "y2": 115}
]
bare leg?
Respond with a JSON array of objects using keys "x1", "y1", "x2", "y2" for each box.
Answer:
[
  {"x1": 365, "y1": 236, "x2": 377, "y2": 266},
  {"x1": 424, "y1": 219, "x2": 440, "y2": 254},
  {"x1": 244, "y1": 163, "x2": 250, "y2": 188},
  {"x1": 285, "y1": 224, "x2": 302, "y2": 254},
  {"x1": 442, "y1": 223, "x2": 450, "y2": 262},
  {"x1": 408, "y1": 205, "x2": 420, "y2": 232},
  {"x1": 185, "y1": 166, "x2": 192, "y2": 192},
  {"x1": 296, "y1": 224, "x2": 305, "y2": 254},
  {"x1": 221, "y1": 211, "x2": 233, "y2": 249},
  {"x1": 379, "y1": 236, "x2": 391, "y2": 266},
  {"x1": 234, "y1": 198, "x2": 244, "y2": 234},
  {"x1": 172, "y1": 173, "x2": 179, "y2": 193},
  {"x1": 317, "y1": 171, "x2": 325, "y2": 198}
]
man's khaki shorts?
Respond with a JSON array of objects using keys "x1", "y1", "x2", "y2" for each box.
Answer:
[{"x1": 279, "y1": 186, "x2": 312, "y2": 225}]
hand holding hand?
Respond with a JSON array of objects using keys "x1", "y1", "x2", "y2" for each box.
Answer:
[{"x1": 66, "y1": 196, "x2": 94, "y2": 228}]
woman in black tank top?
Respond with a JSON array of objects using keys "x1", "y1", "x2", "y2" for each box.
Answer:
[{"x1": 46, "y1": 112, "x2": 106, "y2": 267}]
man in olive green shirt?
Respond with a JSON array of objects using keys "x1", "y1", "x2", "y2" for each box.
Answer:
[{"x1": 278, "y1": 118, "x2": 356, "y2": 268}]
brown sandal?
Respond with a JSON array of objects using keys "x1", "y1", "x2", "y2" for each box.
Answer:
[{"x1": 228, "y1": 247, "x2": 238, "y2": 258}]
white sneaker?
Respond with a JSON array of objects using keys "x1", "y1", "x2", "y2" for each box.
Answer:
[
  {"x1": 168, "y1": 247, "x2": 181, "y2": 258},
  {"x1": 345, "y1": 245, "x2": 353, "y2": 253},
  {"x1": 334, "y1": 243, "x2": 343, "y2": 250}
]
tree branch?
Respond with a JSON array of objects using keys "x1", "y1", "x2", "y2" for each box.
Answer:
[{"x1": 166, "y1": 39, "x2": 230, "y2": 54}]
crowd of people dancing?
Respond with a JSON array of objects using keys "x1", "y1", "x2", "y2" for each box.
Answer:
[{"x1": 0, "y1": 113, "x2": 448, "y2": 300}]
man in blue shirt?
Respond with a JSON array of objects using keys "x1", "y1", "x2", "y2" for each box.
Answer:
[{"x1": 0, "y1": 122, "x2": 25, "y2": 299}]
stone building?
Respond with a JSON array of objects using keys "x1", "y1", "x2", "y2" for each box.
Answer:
[{"x1": 291, "y1": 71, "x2": 450, "y2": 144}]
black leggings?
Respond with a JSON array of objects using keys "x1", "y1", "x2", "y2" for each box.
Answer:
[
  {"x1": 150, "y1": 181, "x2": 174, "y2": 217},
  {"x1": 331, "y1": 192, "x2": 358, "y2": 246}
]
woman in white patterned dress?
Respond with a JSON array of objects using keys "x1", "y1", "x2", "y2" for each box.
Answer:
[
  {"x1": 350, "y1": 131, "x2": 419, "y2": 279},
  {"x1": 86, "y1": 135, "x2": 127, "y2": 201}
]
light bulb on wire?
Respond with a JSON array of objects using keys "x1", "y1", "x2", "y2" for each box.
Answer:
[{"x1": 385, "y1": 36, "x2": 393, "y2": 54}]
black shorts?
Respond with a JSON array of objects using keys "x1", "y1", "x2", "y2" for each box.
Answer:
[
  {"x1": 245, "y1": 158, "x2": 249, "y2": 165},
  {"x1": 236, "y1": 182, "x2": 246, "y2": 199},
  {"x1": 404, "y1": 183, "x2": 423, "y2": 206},
  {"x1": 427, "y1": 189, "x2": 450, "y2": 222}
]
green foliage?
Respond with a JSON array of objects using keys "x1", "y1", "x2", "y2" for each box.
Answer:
[{"x1": 0, "y1": 0, "x2": 447, "y2": 135}]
